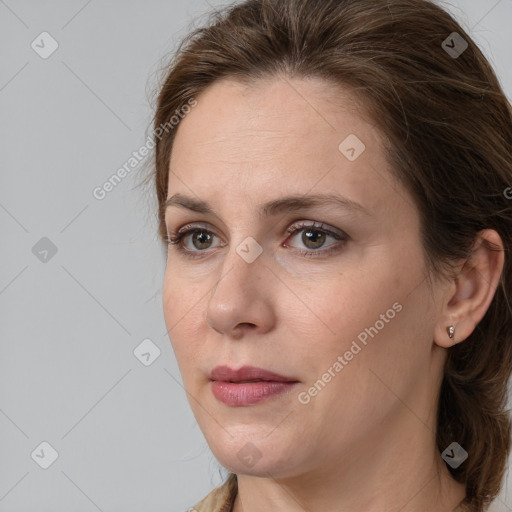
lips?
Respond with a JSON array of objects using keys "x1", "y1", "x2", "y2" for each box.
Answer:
[
  {"x1": 209, "y1": 365, "x2": 300, "y2": 406},
  {"x1": 209, "y1": 365, "x2": 298, "y2": 383}
]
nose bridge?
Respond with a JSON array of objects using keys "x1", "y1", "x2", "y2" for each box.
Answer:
[
  {"x1": 215, "y1": 234, "x2": 266, "y2": 297},
  {"x1": 205, "y1": 234, "x2": 273, "y2": 335}
]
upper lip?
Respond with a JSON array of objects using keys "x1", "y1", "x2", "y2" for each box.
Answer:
[{"x1": 209, "y1": 365, "x2": 298, "y2": 383}]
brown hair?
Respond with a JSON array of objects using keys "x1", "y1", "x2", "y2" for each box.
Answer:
[{"x1": 149, "y1": 0, "x2": 512, "y2": 510}]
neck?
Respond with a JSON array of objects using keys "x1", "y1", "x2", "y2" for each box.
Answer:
[{"x1": 232, "y1": 410, "x2": 466, "y2": 512}]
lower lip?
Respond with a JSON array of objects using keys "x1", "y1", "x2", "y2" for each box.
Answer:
[{"x1": 211, "y1": 380, "x2": 298, "y2": 406}]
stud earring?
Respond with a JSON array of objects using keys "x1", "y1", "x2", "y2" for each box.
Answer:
[{"x1": 447, "y1": 325, "x2": 455, "y2": 341}]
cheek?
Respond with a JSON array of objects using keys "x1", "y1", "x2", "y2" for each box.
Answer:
[
  {"x1": 310, "y1": 252, "x2": 427, "y2": 371},
  {"x1": 162, "y1": 271, "x2": 180, "y2": 336},
  {"x1": 163, "y1": 261, "x2": 204, "y2": 319},
  {"x1": 162, "y1": 270, "x2": 205, "y2": 360},
  {"x1": 319, "y1": 269, "x2": 402, "y2": 342}
]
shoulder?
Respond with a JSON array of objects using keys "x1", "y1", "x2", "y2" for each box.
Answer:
[{"x1": 191, "y1": 473, "x2": 238, "y2": 512}]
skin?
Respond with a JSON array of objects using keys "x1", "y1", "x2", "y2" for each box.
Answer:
[{"x1": 162, "y1": 76, "x2": 504, "y2": 512}]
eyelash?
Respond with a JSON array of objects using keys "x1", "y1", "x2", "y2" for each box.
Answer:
[{"x1": 166, "y1": 222, "x2": 348, "y2": 259}]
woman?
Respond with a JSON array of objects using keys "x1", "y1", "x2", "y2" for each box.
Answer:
[{"x1": 149, "y1": 0, "x2": 512, "y2": 510}]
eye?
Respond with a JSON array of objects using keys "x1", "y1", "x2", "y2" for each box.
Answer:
[
  {"x1": 283, "y1": 221, "x2": 347, "y2": 257},
  {"x1": 166, "y1": 224, "x2": 223, "y2": 257}
]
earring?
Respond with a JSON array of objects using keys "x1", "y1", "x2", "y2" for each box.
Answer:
[{"x1": 447, "y1": 325, "x2": 455, "y2": 341}]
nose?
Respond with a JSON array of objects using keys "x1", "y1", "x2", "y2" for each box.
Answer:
[{"x1": 205, "y1": 241, "x2": 276, "y2": 339}]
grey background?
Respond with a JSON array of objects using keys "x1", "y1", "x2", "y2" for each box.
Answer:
[{"x1": 0, "y1": 1, "x2": 511, "y2": 511}]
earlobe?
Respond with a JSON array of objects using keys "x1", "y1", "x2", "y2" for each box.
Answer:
[{"x1": 434, "y1": 229, "x2": 505, "y2": 349}]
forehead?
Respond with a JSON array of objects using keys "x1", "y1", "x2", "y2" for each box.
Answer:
[
  {"x1": 167, "y1": 76, "x2": 402, "y2": 220},
  {"x1": 171, "y1": 76, "x2": 375, "y2": 157}
]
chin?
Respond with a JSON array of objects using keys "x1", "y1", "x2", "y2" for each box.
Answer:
[{"x1": 209, "y1": 436, "x2": 303, "y2": 479}]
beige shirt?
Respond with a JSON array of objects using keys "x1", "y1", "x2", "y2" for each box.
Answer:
[
  {"x1": 193, "y1": 474, "x2": 237, "y2": 512},
  {"x1": 192, "y1": 474, "x2": 471, "y2": 512}
]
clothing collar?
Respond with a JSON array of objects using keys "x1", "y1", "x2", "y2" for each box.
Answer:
[{"x1": 193, "y1": 473, "x2": 237, "y2": 512}]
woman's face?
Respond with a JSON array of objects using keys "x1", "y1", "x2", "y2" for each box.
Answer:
[{"x1": 163, "y1": 76, "x2": 447, "y2": 478}]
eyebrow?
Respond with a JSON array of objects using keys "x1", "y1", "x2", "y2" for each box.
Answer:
[{"x1": 163, "y1": 192, "x2": 372, "y2": 218}]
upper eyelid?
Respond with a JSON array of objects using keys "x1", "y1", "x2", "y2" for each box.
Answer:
[{"x1": 170, "y1": 221, "x2": 343, "y2": 236}]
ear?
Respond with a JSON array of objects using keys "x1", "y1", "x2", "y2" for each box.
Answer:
[{"x1": 434, "y1": 229, "x2": 505, "y2": 348}]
